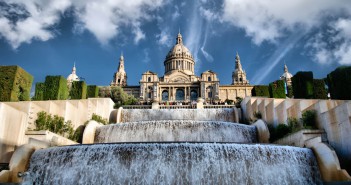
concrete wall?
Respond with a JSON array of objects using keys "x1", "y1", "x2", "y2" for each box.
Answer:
[
  {"x1": 0, "y1": 98, "x2": 114, "y2": 163},
  {"x1": 241, "y1": 97, "x2": 351, "y2": 173}
]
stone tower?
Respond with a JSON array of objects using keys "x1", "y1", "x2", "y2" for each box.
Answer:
[
  {"x1": 111, "y1": 53, "x2": 127, "y2": 87},
  {"x1": 232, "y1": 52, "x2": 249, "y2": 85},
  {"x1": 280, "y1": 64, "x2": 293, "y2": 86},
  {"x1": 67, "y1": 63, "x2": 80, "y2": 88}
]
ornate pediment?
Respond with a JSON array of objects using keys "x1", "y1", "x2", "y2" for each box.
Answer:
[{"x1": 171, "y1": 77, "x2": 189, "y2": 83}]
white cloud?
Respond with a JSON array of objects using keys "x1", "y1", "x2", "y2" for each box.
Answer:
[
  {"x1": 221, "y1": 0, "x2": 351, "y2": 66},
  {"x1": 222, "y1": 0, "x2": 351, "y2": 45},
  {"x1": 156, "y1": 30, "x2": 172, "y2": 47},
  {"x1": 306, "y1": 18, "x2": 351, "y2": 65},
  {"x1": 0, "y1": 0, "x2": 71, "y2": 49},
  {"x1": 74, "y1": 0, "x2": 165, "y2": 45},
  {"x1": 0, "y1": 0, "x2": 165, "y2": 48}
]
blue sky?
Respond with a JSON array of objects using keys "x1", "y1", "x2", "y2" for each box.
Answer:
[{"x1": 1, "y1": 0, "x2": 351, "y2": 94}]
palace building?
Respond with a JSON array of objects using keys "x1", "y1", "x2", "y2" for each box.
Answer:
[{"x1": 111, "y1": 32, "x2": 253, "y2": 104}]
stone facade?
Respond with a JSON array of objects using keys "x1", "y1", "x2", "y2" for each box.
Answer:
[{"x1": 115, "y1": 32, "x2": 253, "y2": 103}]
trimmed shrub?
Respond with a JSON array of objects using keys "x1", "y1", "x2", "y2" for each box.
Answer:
[
  {"x1": 252, "y1": 85, "x2": 270, "y2": 97},
  {"x1": 287, "y1": 85, "x2": 293, "y2": 98},
  {"x1": 69, "y1": 81, "x2": 87, "y2": 99},
  {"x1": 43, "y1": 76, "x2": 68, "y2": 100},
  {"x1": 313, "y1": 79, "x2": 328, "y2": 99},
  {"x1": 0, "y1": 65, "x2": 33, "y2": 101},
  {"x1": 269, "y1": 80, "x2": 286, "y2": 98},
  {"x1": 292, "y1": 71, "x2": 314, "y2": 99},
  {"x1": 33, "y1": 82, "x2": 45, "y2": 101},
  {"x1": 326, "y1": 66, "x2": 351, "y2": 100},
  {"x1": 87, "y1": 85, "x2": 99, "y2": 98}
]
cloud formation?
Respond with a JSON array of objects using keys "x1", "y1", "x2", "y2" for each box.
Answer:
[
  {"x1": 74, "y1": 0, "x2": 165, "y2": 45},
  {"x1": 222, "y1": 0, "x2": 351, "y2": 65},
  {"x1": 0, "y1": 0, "x2": 165, "y2": 48},
  {"x1": 0, "y1": 0, "x2": 71, "y2": 49}
]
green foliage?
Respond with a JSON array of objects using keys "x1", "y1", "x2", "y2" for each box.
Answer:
[
  {"x1": 313, "y1": 79, "x2": 328, "y2": 99},
  {"x1": 0, "y1": 66, "x2": 33, "y2": 102},
  {"x1": 287, "y1": 117, "x2": 302, "y2": 132},
  {"x1": 87, "y1": 85, "x2": 99, "y2": 98},
  {"x1": 268, "y1": 111, "x2": 317, "y2": 142},
  {"x1": 269, "y1": 80, "x2": 286, "y2": 98},
  {"x1": 69, "y1": 125, "x2": 85, "y2": 143},
  {"x1": 254, "y1": 111, "x2": 262, "y2": 119},
  {"x1": 33, "y1": 82, "x2": 45, "y2": 101},
  {"x1": 301, "y1": 110, "x2": 317, "y2": 129},
  {"x1": 292, "y1": 71, "x2": 314, "y2": 99},
  {"x1": 252, "y1": 85, "x2": 270, "y2": 97},
  {"x1": 224, "y1": 99, "x2": 234, "y2": 105},
  {"x1": 100, "y1": 86, "x2": 138, "y2": 108},
  {"x1": 69, "y1": 81, "x2": 87, "y2": 99},
  {"x1": 35, "y1": 111, "x2": 75, "y2": 138},
  {"x1": 43, "y1": 76, "x2": 68, "y2": 100},
  {"x1": 91, "y1": 113, "x2": 108, "y2": 125},
  {"x1": 326, "y1": 66, "x2": 351, "y2": 100},
  {"x1": 287, "y1": 85, "x2": 293, "y2": 98},
  {"x1": 235, "y1": 97, "x2": 243, "y2": 108}
]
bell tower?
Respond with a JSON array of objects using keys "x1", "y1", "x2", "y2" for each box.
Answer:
[
  {"x1": 232, "y1": 52, "x2": 249, "y2": 85},
  {"x1": 111, "y1": 53, "x2": 127, "y2": 87}
]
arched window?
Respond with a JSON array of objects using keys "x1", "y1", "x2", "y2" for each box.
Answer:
[
  {"x1": 190, "y1": 90, "x2": 198, "y2": 101},
  {"x1": 148, "y1": 77, "x2": 151, "y2": 82},
  {"x1": 176, "y1": 89, "x2": 185, "y2": 101},
  {"x1": 206, "y1": 86, "x2": 213, "y2": 98},
  {"x1": 162, "y1": 90, "x2": 169, "y2": 101},
  {"x1": 208, "y1": 76, "x2": 212, "y2": 81}
]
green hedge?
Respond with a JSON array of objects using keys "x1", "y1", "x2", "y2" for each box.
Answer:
[
  {"x1": 269, "y1": 80, "x2": 286, "y2": 98},
  {"x1": 252, "y1": 85, "x2": 270, "y2": 97},
  {"x1": 292, "y1": 71, "x2": 314, "y2": 99},
  {"x1": 43, "y1": 76, "x2": 68, "y2": 100},
  {"x1": 0, "y1": 66, "x2": 33, "y2": 102},
  {"x1": 87, "y1": 85, "x2": 99, "y2": 98},
  {"x1": 33, "y1": 82, "x2": 45, "y2": 100},
  {"x1": 69, "y1": 81, "x2": 87, "y2": 99},
  {"x1": 313, "y1": 79, "x2": 327, "y2": 99},
  {"x1": 287, "y1": 85, "x2": 293, "y2": 98},
  {"x1": 327, "y1": 66, "x2": 351, "y2": 100}
]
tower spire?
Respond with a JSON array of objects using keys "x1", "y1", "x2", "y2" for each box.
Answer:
[
  {"x1": 235, "y1": 51, "x2": 242, "y2": 71},
  {"x1": 177, "y1": 31, "x2": 183, "y2": 44}
]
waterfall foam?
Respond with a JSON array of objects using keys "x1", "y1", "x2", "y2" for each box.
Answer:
[
  {"x1": 95, "y1": 120, "x2": 257, "y2": 143},
  {"x1": 24, "y1": 143, "x2": 322, "y2": 185},
  {"x1": 121, "y1": 108, "x2": 235, "y2": 122}
]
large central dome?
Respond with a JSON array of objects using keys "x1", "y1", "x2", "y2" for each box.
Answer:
[{"x1": 164, "y1": 32, "x2": 195, "y2": 75}]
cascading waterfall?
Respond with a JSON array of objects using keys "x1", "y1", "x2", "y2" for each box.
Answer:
[
  {"x1": 23, "y1": 108, "x2": 323, "y2": 184},
  {"x1": 95, "y1": 120, "x2": 257, "y2": 143},
  {"x1": 121, "y1": 108, "x2": 235, "y2": 122},
  {"x1": 24, "y1": 143, "x2": 322, "y2": 185}
]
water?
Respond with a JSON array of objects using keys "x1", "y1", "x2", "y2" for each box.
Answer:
[
  {"x1": 95, "y1": 120, "x2": 257, "y2": 143},
  {"x1": 121, "y1": 108, "x2": 235, "y2": 122},
  {"x1": 24, "y1": 143, "x2": 322, "y2": 185}
]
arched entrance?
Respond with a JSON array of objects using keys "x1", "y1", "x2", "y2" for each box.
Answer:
[
  {"x1": 176, "y1": 89, "x2": 185, "y2": 101},
  {"x1": 162, "y1": 90, "x2": 169, "y2": 101},
  {"x1": 190, "y1": 90, "x2": 198, "y2": 101}
]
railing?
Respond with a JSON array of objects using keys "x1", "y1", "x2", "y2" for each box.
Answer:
[
  {"x1": 121, "y1": 105, "x2": 152, "y2": 109},
  {"x1": 159, "y1": 105, "x2": 193, "y2": 109},
  {"x1": 204, "y1": 105, "x2": 235, "y2": 109},
  {"x1": 121, "y1": 104, "x2": 236, "y2": 109}
]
